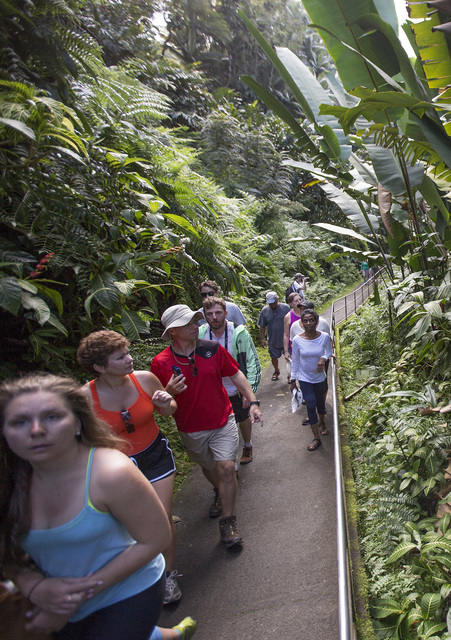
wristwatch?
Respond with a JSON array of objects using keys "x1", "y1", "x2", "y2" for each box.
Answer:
[{"x1": 249, "y1": 400, "x2": 260, "y2": 407}]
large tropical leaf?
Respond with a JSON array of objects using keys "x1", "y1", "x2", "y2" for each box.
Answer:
[
  {"x1": 318, "y1": 181, "x2": 379, "y2": 234},
  {"x1": 301, "y1": 0, "x2": 401, "y2": 91},
  {"x1": 0, "y1": 277, "x2": 22, "y2": 315},
  {"x1": 366, "y1": 144, "x2": 424, "y2": 194},
  {"x1": 313, "y1": 222, "x2": 376, "y2": 244},
  {"x1": 240, "y1": 75, "x2": 321, "y2": 156},
  {"x1": 120, "y1": 309, "x2": 150, "y2": 340},
  {"x1": 21, "y1": 292, "x2": 51, "y2": 326},
  {"x1": 356, "y1": 13, "x2": 430, "y2": 100},
  {"x1": 274, "y1": 48, "x2": 351, "y2": 160},
  {"x1": 407, "y1": 1, "x2": 451, "y2": 95}
]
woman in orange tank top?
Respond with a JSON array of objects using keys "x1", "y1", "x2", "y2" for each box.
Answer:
[{"x1": 77, "y1": 330, "x2": 182, "y2": 606}]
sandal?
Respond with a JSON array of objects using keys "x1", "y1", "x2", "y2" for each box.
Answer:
[
  {"x1": 307, "y1": 438, "x2": 322, "y2": 451},
  {"x1": 320, "y1": 425, "x2": 329, "y2": 436},
  {"x1": 302, "y1": 418, "x2": 310, "y2": 426},
  {"x1": 271, "y1": 371, "x2": 280, "y2": 381}
]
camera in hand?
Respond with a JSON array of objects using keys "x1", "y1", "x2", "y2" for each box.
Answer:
[{"x1": 172, "y1": 365, "x2": 182, "y2": 376}]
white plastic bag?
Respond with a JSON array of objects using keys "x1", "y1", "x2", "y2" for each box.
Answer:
[
  {"x1": 291, "y1": 384, "x2": 303, "y2": 413},
  {"x1": 285, "y1": 357, "x2": 292, "y2": 378}
]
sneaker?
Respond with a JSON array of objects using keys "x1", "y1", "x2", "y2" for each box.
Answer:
[
  {"x1": 164, "y1": 569, "x2": 182, "y2": 605},
  {"x1": 208, "y1": 488, "x2": 222, "y2": 518},
  {"x1": 219, "y1": 515, "x2": 243, "y2": 548},
  {"x1": 172, "y1": 616, "x2": 197, "y2": 640},
  {"x1": 240, "y1": 446, "x2": 253, "y2": 465}
]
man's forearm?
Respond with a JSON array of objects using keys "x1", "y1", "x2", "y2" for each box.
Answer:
[{"x1": 231, "y1": 370, "x2": 256, "y2": 402}]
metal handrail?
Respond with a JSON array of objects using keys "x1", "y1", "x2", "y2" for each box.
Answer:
[{"x1": 330, "y1": 272, "x2": 380, "y2": 640}]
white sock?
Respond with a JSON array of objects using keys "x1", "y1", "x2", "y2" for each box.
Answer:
[{"x1": 244, "y1": 441, "x2": 252, "y2": 448}]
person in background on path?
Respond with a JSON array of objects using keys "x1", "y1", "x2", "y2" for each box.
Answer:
[
  {"x1": 258, "y1": 292, "x2": 290, "y2": 381},
  {"x1": 360, "y1": 260, "x2": 369, "y2": 281},
  {"x1": 290, "y1": 310, "x2": 332, "y2": 452},
  {"x1": 283, "y1": 292, "x2": 304, "y2": 380},
  {"x1": 289, "y1": 301, "x2": 331, "y2": 343},
  {"x1": 77, "y1": 331, "x2": 181, "y2": 606},
  {"x1": 199, "y1": 297, "x2": 261, "y2": 466},
  {"x1": 0, "y1": 374, "x2": 197, "y2": 640},
  {"x1": 150, "y1": 305, "x2": 263, "y2": 549},
  {"x1": 197, "y1": 280, "x2": 246, "y2": 327},
  {"x1": 289, "y1": 301, "x2": 332, "y2": 425},
  {"x1": 285, "y1": 273, "x2": 307, "y2": 302}
]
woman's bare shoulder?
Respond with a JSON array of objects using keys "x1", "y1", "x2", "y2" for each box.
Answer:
[
  {"x1": 133, "y1": 371, "x2": 162, "y2": 393},
  {"x1": 90, "y1": 448, "x2": 143, "y2": 507}
]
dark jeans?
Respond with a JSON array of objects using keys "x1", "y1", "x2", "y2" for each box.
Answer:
[
  {"x1": 299, "y1": 380, "x2": 326, "y2": 425},
  {"x1": 52, "y1": 575, "x2": 165, "y2": 640}
]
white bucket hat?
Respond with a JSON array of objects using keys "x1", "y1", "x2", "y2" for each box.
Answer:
[{"x1": 161, "y1": 304, "x2": 203, "y2": 340}]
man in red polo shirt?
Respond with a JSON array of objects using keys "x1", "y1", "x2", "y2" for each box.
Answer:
[{"x1": 151, "y1": 305, "x2": 263, "y2": 548}]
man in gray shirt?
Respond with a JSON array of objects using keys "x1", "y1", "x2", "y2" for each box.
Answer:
[
  {"x1": 197, "y1": 280, "x2": 246, "y2": 327},
  {"x1": 258, "y1": 291, "x2": 290, "y2": 381}
]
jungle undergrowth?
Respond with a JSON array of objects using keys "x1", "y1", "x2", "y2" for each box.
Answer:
[{"x1": 340, "y1": 293, "x2": 451, "y2": 639}]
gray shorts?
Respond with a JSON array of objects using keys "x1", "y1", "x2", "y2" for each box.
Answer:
[
  {"x1": 178, "y1": 414, "x2": 239, "y2": 471},
  {"x1": 268, "y1": 344, "x2": 284, "y2": 359}
]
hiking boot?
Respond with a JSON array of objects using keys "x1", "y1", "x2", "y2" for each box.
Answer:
[
  {"x1": 219, "y1": 515, "x2": 243, "y2": 548},
  {"x1": 164, "y1": 569, "x2": 182, "y2": 605},
  {"x1": 240, "y1": 446, "x2": 253, "y2": 465},
  {"x1": 172, "y1": 616, "x2": 197, "y2": 640},
  {"x1": 208, "y1": 488, "x2": 222, "y2": 518}
]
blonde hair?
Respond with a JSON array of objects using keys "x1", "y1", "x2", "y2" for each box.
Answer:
[{"x1": 0, "y1": 373, "x2": 127, "y2": 568}]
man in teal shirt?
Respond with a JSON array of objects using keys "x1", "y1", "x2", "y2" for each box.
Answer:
[{"x1": 200, "y1": 297, "x2": 261, "y2": 465}]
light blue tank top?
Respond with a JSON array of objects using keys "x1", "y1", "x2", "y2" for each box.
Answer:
[{"x1": 22, "y1": 448, "x2": 165, "y2": 622}]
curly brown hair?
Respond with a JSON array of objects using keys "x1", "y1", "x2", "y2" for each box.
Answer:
[
  {"x1": 77, "y1": 330, "x2": 130, "y2": 377},
  {"x1": 202, "y1": 296, "x2": 226, "y2": 312},
  {"x1": 0, "y1": 373, "x2": 127, "y2": 569}
]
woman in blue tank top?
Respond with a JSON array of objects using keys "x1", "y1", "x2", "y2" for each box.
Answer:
[{"x1": 0, "y1": 374, "x2": 196, "y2": 640}]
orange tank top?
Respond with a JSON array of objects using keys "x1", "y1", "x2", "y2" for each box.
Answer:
[{"x1": 89, "y1": 374, "x2": 159, "y2": 455}]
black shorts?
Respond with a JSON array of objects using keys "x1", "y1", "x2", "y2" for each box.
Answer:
[
  {"x1": 229, "y1": 393, "x2": 250, "y2": 424},
  {"x1": 53, "y1": 575, "x2": 164, "y2": 640},
  {"x1": 130, "y1": 432, "x2": 176, "y2": 482}
]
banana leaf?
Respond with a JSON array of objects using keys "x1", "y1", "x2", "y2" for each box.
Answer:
[{"x1": 301, "y1": 0, "x2": 400, "y2": 91}]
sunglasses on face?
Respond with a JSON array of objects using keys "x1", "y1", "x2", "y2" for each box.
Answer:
[
  {"x1": 201, "y1": 291, "x2": 215, "y2": 298},
  {"x1": 188, "y1": 356, "x2": 198, "y2": 376},
  {"x1": 120, "y1": 409, "x2": 135, "y2": 434}
]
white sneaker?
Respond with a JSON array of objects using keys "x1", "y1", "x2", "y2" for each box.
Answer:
[{"x1": 164, "y1": 569, "x2": 182, "y2": 604}]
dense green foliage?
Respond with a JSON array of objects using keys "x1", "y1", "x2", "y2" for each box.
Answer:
[
  {"x1": 0, "y1": 0, "x2": 359, "y2": 378},
  {"x1": 340, "y1": 290, "x2": 451, "y2": 639}
]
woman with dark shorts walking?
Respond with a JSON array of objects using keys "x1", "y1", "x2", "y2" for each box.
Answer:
[{"x1": 77, "y1": 330, "x2": 181, "y2": 605}]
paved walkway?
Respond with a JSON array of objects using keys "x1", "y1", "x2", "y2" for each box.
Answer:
[{"x1": 159, "y1": 347, "x2": 338, "y2": 639}]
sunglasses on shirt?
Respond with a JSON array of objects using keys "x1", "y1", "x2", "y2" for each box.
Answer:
[
  {"x1": 120, "y1": 409, "x2": 135, "y2": 433},
  {"x1": 188, "y1": 356, "x2": 198, "y2": 376}
]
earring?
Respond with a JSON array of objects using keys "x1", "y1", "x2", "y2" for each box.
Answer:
[{"x1": 75, "y1": 430, "x2": 81, "y2": 437}]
